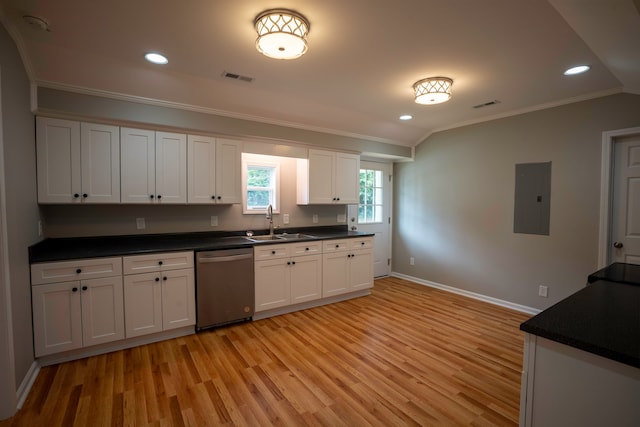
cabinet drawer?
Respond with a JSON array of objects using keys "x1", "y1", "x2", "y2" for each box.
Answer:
[
  {"x1": 31, "y1": 257, "x2": 122, "y2": 285},
  {"x1": 254, "y1": 244, "x2": 291, "y2": 261},
  {"x1": 123, "y1": 251, "x2": 194, "y2": 275},
  {"x1": 323, "y1": 239, "x2": 351, "y2": 252},
  {"x1": 349, "y1": 237, "x2": 374, "y2": 250},
  {"x1": 290, "y1": 241, "x2": 322, "y2": 256}
]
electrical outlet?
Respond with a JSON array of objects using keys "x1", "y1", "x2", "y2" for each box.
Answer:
[
  {"x1": 410, "y1": 257, "x2": 415, "y2": 266},
  {"x1": 136, "y1": 217, "x2": 146, "y2": 230},
  {"x1": 210, "y1": 216, "x2": 218, "y2": 227},
  {"x1": 283, "y1": 214, "x2": 290, "y2": 224},
  {"x1": 538, "y1": 285, "x2": 548, "y2": 297},
  {"x1": 337, "y1": 214, "x2": 346, "y2": 223},
  {"x1": 312, "y1": 214, "x2": 318, "y2": 224},
  {"x1": 38, "y1": 220, "x2": 43, "y2": 237}
]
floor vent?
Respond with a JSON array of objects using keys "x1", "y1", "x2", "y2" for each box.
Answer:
[
  {"x1": 473, "y1": 100, "x2": 501, "y2": 109},
  {"x1": 222, "y1": 71, "x2": 254, "y2": 83}
]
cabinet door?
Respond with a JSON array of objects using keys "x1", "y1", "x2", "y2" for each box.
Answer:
[
  {"x1": 36, "y1": 117, "x2": 81, "y2": 203},
  {"x1": 80, "y1": 123, "x2": 120, "y2": 203},
  {"x1": 307, "y1": 149, "x2": 335, "y2": 204},
  {"x1": 32, "y1": 281, "x2": 83, "y2": 357},
  {"x1": 123, "y1": 272, "x2": 162, "y2": 337},
  {"x1": 81, "y1": 276, "x2": 125, "y2": 346},
  {"x1": 290, "y1": 254, "x2": 322, "y2": 304},
  {"x1": 187, "y1": 134, "x2": 216, "y2": 204},
  {"x1": 349, "y1": 249, "x2": 374, "y2": 292},
  {"x1": 161, "y1": 268, "x2": 196, "y2": 330},
  {"x1": 334, "y1": 152, "x2": 360, "y2": 204},
  {"x1": 322, "y1": 252, "x2": 349, "y2": 297},
  {"x1": 156, "y1": 132, "x2": 187, "y2": 204},
  {"x1": 121, "y1": 127, "x2": 156, "y2": 203},
  {"x1": 215, "y1": 138, "x2": 242, "y2": 204},
  {"x1": 255, "y1": 259, "x2": 290, "y2": 312}
]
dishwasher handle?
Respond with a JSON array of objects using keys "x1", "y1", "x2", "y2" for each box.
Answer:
[{"x1": 198, "y1": 253, "x2": 254, "y2": 263}]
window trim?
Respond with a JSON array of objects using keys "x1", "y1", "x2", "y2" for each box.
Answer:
[{"x1": 242, "y1": 154, "x2": 281, "y2": 215}]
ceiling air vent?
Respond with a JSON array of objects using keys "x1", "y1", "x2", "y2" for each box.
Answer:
[
  {"x1": 473, "y1": 100, "x2": 501, "y2": 109},
  {"x1": 222, "y1": 71, "x2": 254, "y2": 83}
]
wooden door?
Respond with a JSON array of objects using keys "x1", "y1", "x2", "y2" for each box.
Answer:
[
  {"x1": 32, "y1": 281, "x2": 82, "y2": 356},
  {"x1": 80, "y1": 276, "x2": 125, "y2": 346},
  {"x1": 155, "y1": 132, "x2": 187, "y2": 204},
  {"x1": 123, "y1": 272, "x2": 162, "y2": 337},
  {"x1": 215, "y1": 138, "x2": 242, "y2": 204},
  {"x1": 187, "y1": 134, "x2": 216, "y2": 204},
  {"x1": 161, "y1": 268, "x2": 195, "y2": 330},
  {"x1": 36, "y1": 117, "x2": 81, "y2": 203},
  {"x1": 611, "y1": 135, "x2": 640, "y2": 264},
  {"x1": 121, "y1": 127, "x2": 156, "y2": 203},
  {"x1": 80, "y1": 122, "x2": 120, "y2": 203}
]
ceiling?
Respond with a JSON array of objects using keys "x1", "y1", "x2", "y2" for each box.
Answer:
[{"x1": 0, "y1": 0, "x2": 638, "y2": 147}]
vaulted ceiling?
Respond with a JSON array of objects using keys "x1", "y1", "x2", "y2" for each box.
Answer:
[{"x1": 1, "y1": 0, "x2": 639, "y2": 147}]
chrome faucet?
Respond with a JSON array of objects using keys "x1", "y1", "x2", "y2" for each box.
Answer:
[{"x1": 267, "y1": 204, "x2": 274, "y2": 236}]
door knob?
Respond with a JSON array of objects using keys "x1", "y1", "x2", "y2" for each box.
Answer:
[{"x1": 613, "y1": 241, "x2": 624, "y2": 249}]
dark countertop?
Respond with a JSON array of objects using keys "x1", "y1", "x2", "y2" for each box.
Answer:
[
  {"x1": 587, "y1": 262, "x2": 640, "y2": 285},
  {"x1": 520, "y1": 278, "x2": 640, "y2": 368},
  {"x1": 29, "y1": 226, "x2": 373, "y2": 263}
]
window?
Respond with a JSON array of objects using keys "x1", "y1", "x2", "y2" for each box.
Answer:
[
  {"x1": 242, "y1": 153, "x2": 280, "y2": 214},
  {"x1": 359, "y1": 169, "x2": 383, "y2": 223}
]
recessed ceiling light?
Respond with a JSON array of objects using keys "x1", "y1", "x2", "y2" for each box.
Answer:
[
  {"x1": 564, "y1": 65, "x2": 590, "y2": 76},
  {"x1": 145, "y1": 52, "x2": 168, "y2": 65},
  {"x1": 399, "y1": 115, "x2": 413, "y2": 121}
]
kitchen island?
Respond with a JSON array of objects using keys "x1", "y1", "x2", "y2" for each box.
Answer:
[{"x1": 519, "y1": 265, "x2": 640, "y2": 427}]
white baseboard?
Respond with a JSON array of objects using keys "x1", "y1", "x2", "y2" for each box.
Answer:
[
  {"x1": 16, "y1": 360, "x2": 39, "y2": 409},
  {"x1": 390, "y1": 272, "x2": 541, "y2": 315}
]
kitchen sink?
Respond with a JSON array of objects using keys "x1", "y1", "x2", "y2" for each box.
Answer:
[{"x1": 245, "y1": 233, "x2": 316, "y2": 242}]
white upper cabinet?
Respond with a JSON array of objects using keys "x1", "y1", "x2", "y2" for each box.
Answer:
[
  {"x1": 121, "y1": 128, "x2": 187, "y2": 204},
  {"x1": 297, "y1": 149, "x2": 360, "y2": 205},
  {"x1": 187, "y1": 135, "x2": 241, "y2": 204},
  {"x1": 36, "y1": 117, "x2": 120, "y2": 203}
]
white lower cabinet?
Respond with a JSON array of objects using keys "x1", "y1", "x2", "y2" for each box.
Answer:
[
  {"x1": 255, "y1": 242, "x2": 322, "y2": 312},
  {"x1": 123, "y1": 251, "x2": 195, "y2": 338},
  {"x1": 322, "y1": 238, "x2": 374, "y2": 297},
  {"x1": 31, "y1": 257, "x2": 125, "y2": 357}
]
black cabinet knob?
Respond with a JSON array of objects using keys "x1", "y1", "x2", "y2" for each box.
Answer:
[
  {"x1": 271, "y1": 250, "x2": 276, "y2": 255},
  {"x1": 211, "y1": 195, "x2": 216, "y2": 200},
  {"x1": 287, "y1": 261, "x2": 291, "y2": 265},
  {"x1": 217, "y1": 196, "x2": 222, "y2": 200},
  {"x1": 305, "y1": 247, "x2": 309, "y2": 251},
  {"x1": 76, "y1": 268, "x2": 82, "y2": 274},
  {"x1": 72, "y1": 287, "x2": 78, "y2": 292},
  {"x1": 361, "y1": 242, "x2": 365, "y2": 245},
  {"x1": 157, "y1": 195, "x2": 162, "y2": 199},
  {"x1": 82, "y1": 193, "x2": 88, "y2": 198},
  {"x1": 155, "y1": 277, "x2": 160, "y2": 282},
  {"x1": 73, "y1": 193, "x2": 80, "y2": 198},
  {"x1": 292, "y1": 261, "x2": 296, "y2": 265},
  {"x1": 163, "y1": 276, "x2": 167, "y2": 281},
  {"x1": 150, "y1": 195, "x2": 154, "y2": 199},
  {"x1": 335, "y1": 244, "x2": 339, "y2": 248},
  {"x1": 337, "y1": 197, "x2": 340, "y2": 201},
  {"x1": 82, "y1": 285, "x2": 88, "y2": 291},
  {"x1": 158, "y1": 261, "x2": 163, "y2": 265}
]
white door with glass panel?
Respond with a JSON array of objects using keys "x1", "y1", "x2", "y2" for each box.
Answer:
[{"x1": 349, "y1": 161, "x2": 391, "y2": 277}]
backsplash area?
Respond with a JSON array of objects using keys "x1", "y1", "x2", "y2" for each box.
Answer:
[{"x1": 40, "y1": 203, "x2": 347, "y2": 238}]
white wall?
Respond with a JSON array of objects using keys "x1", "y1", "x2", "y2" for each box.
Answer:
[
  {"x1": 0, "y1": 23, "x2": 39, "y2": 418},
  {"x1": 393, "y1": 93, "x2": 640, "y2": 310}
]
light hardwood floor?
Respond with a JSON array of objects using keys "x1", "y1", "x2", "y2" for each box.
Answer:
[{"x1": 3, "y1": 277, "x2": 531, "y2": 426}]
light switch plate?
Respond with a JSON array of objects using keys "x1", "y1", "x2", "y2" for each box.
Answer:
[
  {"x1": 136, "y1": 217, "x2": 146, "y2": 230},
  {"x1": 337, "y1": 214, "x2": 346, "y2": 223},
  {"x1": 312, "y1": 214, "x2": 318, "y2": 224},
  {"x1": 283, "y1": 214, "x2": 290, "y2": 224},
  {"x1": 210, "y1": 216, "x2": 218, "y2": 227}
]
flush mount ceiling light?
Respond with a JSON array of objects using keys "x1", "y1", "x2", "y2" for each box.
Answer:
[
  {"x1": 413, "y1": 77, "x2": 453, "y2": 105},
  {"x1": 399, "y1": 115, "x2": 413, "y2": 121},
  {"x1": 145, "y1": 52, "x2": 168, "y2": 65},
  {"x1": 254, "y1": 9, "x2": 310, "y2": 59},
  {"x1": 564, "y1": 65, "x2": 590, "y2": 75}
]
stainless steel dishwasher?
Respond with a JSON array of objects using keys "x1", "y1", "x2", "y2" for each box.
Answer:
[{"x1": 195, "y1": 248, "x2": 254, "y2": 331}]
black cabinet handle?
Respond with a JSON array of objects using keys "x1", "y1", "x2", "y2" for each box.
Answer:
[
  {"x1": 72, "y1": 287, "x2": 78, "y2": 292},
  {"x1": 76, "y1": 268, "x2": 82, "y2": 274},
  {"x1": 82, "y1": 285, "x2": 88, "y2": 291},
  {"x1": 73, "y1": 193, "x2": 80, "y2": 198},
  {"x1": 155, "y1": 277, "x2": 160, "y2": 282}
]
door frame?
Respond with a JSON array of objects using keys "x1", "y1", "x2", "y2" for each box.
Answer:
[{"x1": 598, "y1": 126, "x2": 640, "y2": 268}]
